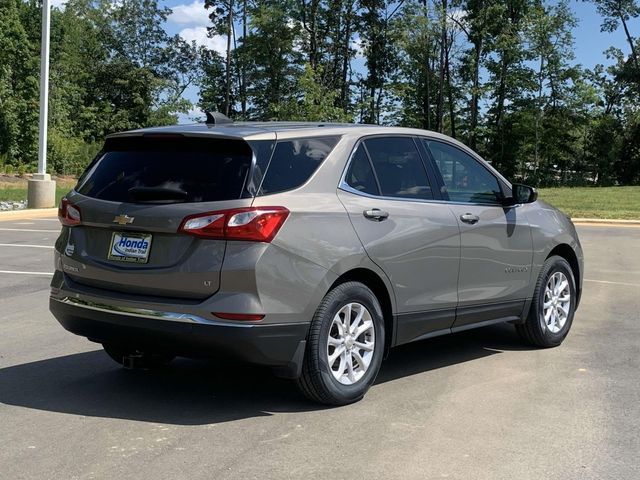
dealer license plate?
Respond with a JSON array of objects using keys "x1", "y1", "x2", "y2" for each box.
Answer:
[{"x1": 108, "y1": 232, "x2": 152, "y2": 264}]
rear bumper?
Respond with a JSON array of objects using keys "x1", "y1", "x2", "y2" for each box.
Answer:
[{"x1": 49, "y1": 296, "x2": 309, "y2": 378}]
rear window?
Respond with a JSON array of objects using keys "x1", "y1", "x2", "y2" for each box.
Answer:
[
  {"x1": 259, "y1": 136, "x2": 340, "y2": 195},
  {"x1": 76, "y1": 136, "x2": 253, "y2": 203}
]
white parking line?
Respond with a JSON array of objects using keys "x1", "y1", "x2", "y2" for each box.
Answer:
[
  {"x1": 0, "y1": 228, "x2": 59, "y2": 233},
  {"x1": 0, "y1": 270, "x2": 53, "y2": 276},
  {"x1": 585, "y1": 279, "x2": 640, "y2": 287},
  {"x1": 0, "y1": 243, "x2": 54, "y2": 249}
]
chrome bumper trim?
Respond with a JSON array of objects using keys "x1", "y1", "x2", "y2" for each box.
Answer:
[{"x1": 50, "y1": 296, "x2": 252, "y2": 327}]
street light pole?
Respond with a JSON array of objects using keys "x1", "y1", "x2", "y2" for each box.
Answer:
[
  {"x1": 28, "y1": 0, "x2": 56, "y2": 209},
  {"x1": 37, "y1": 0, "x2": 51, "y2": 176}
]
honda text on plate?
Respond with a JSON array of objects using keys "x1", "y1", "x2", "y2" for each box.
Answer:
[{"x1": 50, "y1": 115, "x2": 583, "y2": 405}]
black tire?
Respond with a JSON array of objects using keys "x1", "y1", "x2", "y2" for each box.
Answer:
[
  {"x1": 516, "y1": 255, "x2": 576, "y2": 348},
  {"x1": 297, "y1": 281, "x2": 385, "y2": 406},
  {"x1": 102, "y1": 343, "x2": 175, "y2": 369}
]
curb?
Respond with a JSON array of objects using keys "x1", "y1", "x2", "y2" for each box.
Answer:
[
  {"x1": 572, "y1": 218, "x2": 640, "y2": 226},
  {"x1": 0, "y1": 208, "x2": 58, "y2": 221}
]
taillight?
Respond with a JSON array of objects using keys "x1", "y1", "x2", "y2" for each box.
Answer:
[
  {"x1": 179, "y1": 207, "x2": 289, "y2": 242},
  {"x1": 58, "y1": 198, "x2": 81, "y2": 226}
]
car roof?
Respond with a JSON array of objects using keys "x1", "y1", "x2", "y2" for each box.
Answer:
[{"x1": 107, "y1": 121, "x2": 457, "y2": 142}]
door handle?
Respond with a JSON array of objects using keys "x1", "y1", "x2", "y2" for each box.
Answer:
[
  {"x1": 460, "y1": 213, "x2": 479, "y2": 225},
  {"x1": 363, "y1": 208, "x2": 389, "y2": 221}
]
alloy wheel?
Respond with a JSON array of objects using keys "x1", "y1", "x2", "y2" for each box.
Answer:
[
  {"x1": 541, "y1": 271, "x2": 571, "y2": 334},
  {"x1": 326, "y1": 302, "x2": 376, "y2": 385}
]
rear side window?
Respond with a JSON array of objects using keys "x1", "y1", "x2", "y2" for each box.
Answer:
[
  {"x1": 259, "y1": 136, "x2": 339, "y2": 195},
  {"x1": 363, "y1": 137, "x2": 433, "y2": 200},
  {"x1": 76, "y1": 137, "x2": 253, "y2": 203},
  {"x1": 345, "y1": 145, "x2": 379, "y2": 195}
]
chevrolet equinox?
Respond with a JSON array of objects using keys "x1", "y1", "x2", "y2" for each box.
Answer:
[{"x1": 50, "y1": 116, "x2": 583, "y2": 405}]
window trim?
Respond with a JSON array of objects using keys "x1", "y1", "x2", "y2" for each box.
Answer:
[
  {"x1": 340, "y1": 134, "x2": 438, "y2": 202},
  {"x1": 339, "y1": 134, "x2": 505, "y2": 207}
]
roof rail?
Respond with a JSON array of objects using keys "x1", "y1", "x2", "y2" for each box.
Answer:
[{"x1": 205, "y1": 111, "x2": 233, "y2": 126}]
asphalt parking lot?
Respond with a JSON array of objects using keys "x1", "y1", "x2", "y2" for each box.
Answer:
[{"x1": 0, "y1": 215, "x2": 638, "y2": 480}]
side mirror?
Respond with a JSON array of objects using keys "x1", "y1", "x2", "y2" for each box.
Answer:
[{"x1": 505, "y1": 183, "x2": 538, "y2": 206}]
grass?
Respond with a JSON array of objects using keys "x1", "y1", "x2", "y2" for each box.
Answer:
[
  {"x1": 537, "y1": 186, "x2": 640, "y2": 220},
  {"x1": 1, "y1": 176, "x2": 638, "y2": 219},
  {"x1": 0, "y1": 176, "x2": 76, "y2": 206}
]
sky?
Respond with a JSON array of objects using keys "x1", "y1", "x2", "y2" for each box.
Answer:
[
  {"x1": 160, "y1": 1, "x2": 639, "y2": 68},
  {"x1": 51, "y1": 0, "x2": 639, "y2": 122}
]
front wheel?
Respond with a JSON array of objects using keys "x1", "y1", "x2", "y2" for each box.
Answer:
[
  {"x1": 297, "y1": 281, "x2": 385, "y2": 406},
  {"x1": 516, "y1": 255, "x2": 577, "y2": 347}
]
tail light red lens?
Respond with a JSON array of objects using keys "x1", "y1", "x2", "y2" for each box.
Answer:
[
  {"x1": 179, "y1": 207, "x2": 289, "y2": 242},
  {"x1": 58, "y1": 198, "x2": 81, "y2": 226}
]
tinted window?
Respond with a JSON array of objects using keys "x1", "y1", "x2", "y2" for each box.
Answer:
[
  {"x1": 76, "y1": 137, "x2": 252, "y2": 203},
  {"x1": 345, "y1": 145, "x2": 379, "y2": 195},
  {"x1": 242, "y1": 140, "x2": 275, "y2": 198},
  {"x1": 425, "y1": 140, "x2": 502, "y2": 204},
  {"x1": 259, "y1": 136, "x2": 340, "y2": 195},
  {"x1": 364, "y1": 137, "x2": 433, "y2": 200}
]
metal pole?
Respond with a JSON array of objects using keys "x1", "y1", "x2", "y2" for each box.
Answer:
[{"x1": 37, "y1": 0, "x2": 51, "y2": 175}]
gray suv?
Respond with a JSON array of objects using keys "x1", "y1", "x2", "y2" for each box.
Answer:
[{"x1": 50, "y1": 118, "x2": 583, "y2": 405}]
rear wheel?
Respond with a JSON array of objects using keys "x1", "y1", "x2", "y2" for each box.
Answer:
[
  {"x1": 297, "y1": 281, "x2": 385, "y2": 406},
  {"x1": 516, "y1": 255, "x2": 576, "y2": 347},
  {"x1": 102, "y1": 343, "x2": 175, "y2": 369}
]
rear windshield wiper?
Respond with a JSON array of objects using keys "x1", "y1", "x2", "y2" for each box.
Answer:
[{"x1": 128, "y1": 186, "x2": 188, "y2": 203}]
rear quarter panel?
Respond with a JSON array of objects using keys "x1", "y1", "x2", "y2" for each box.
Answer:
[{"x1": 249, "y1": 135, "x2": 397, "y2": 323}]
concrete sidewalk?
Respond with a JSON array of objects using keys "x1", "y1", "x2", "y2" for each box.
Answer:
[{"x1": 0, "y1": 208, "x2": 58, "y2": 221}]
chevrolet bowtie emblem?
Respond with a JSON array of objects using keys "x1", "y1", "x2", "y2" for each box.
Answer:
[{"x1": 113, "y1": 214, "x2": 134, "y2": 225}]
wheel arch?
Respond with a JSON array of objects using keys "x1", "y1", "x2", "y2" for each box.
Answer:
[
  {"x1": 329, "y1": 268, "x2": 396, "y2": 353},
  {"x1": 547, "y1": 244, "x2": 582, "y2": 306}
]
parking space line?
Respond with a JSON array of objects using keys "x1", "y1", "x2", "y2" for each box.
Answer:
[
  {"x1": 585, "y1": 278, "x2": 640, "y2": 287},
  {"x1": 0, "y1": 228, "x2": 60, "y2": 233},
  {"x1": 0, "y1": 270, "x2": 53, "y2": 276},
  {"x1": 0, "y1": 243, "x2": 54, "y2": 249}
]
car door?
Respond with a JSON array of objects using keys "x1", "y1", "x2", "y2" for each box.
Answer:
[
  {"x1": 422, "y1": 138, "x2": 534, "y2": 329},
  {"x1": 337, "y1": 136, "x2": 461, "y2": 344}
]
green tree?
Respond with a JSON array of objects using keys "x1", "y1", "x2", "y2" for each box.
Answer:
[
  {"x1": 244, "y1": 0, "x2": 302, "y2": 119},
  {"x1": 280, "y1": 64, "x2": 351, "y2": 121},
  {"x1": 588, "y1": 0, "x2": 639, "y2": 72},
  {"x1": 0, "y1": 0, "x2": 39, "y2": 168}
]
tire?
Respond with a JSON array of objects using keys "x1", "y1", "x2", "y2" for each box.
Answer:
[
  {"x1": 297, "y1": 281, "x2": 385, "y2": 406},
  {"x1": 102, "y1": 343, "x2": 175, "y2": 369},
  {"x1": 516, "y1": 255, "x2": 576, "y2": 348}
]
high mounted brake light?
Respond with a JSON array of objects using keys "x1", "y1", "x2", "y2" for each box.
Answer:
[
  {"x1": 178, "y1": 207, "x2": 289, "y2": 242},
  {"x1": 58, "y1": 198, "x2": 82, "y2": 226}
]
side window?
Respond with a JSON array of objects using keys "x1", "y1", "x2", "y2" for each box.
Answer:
[
  {"x1": 259, "y1": 136, "x2": 339, "y2": 195},
  {"x1": 425, "y1": 140, "x2": 502, "y2": 204},
  {"x1": 344, "y1": 145, "x2": 380, "y2": 195},
  {"x1": 363, "y1": 137, "x2": 433, "y2": 200}
]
